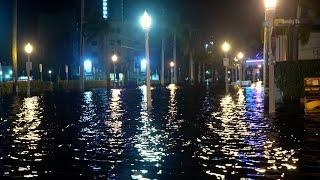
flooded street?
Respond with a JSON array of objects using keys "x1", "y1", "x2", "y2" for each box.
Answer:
[{"x1": 0, "y1": 85, "x2": 319, "y2": 179}]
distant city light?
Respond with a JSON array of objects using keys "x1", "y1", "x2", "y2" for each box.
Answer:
[
  {"x1": 258, "y1": 64, "x2": 262, "y2": 68},
  {"x1": 9, "y1": 70, "x2": 13, "y2": 75},
  {"x1": 48, "y1": 70, "x2": 52, "y2": 74},
  {"x1": 0, "y1": 70, "x2": 2, "y2": 76},
  {"x1": 205, "y1": 44, "x2": 209, "y2": 49},
  {"x1": 141, "y1": 58, "x2": 147, "y2": 72},
  {"x1": 210, "y1": 41, "x2": 214, "y2": 45},
  {"x1": 5, "y1": 74, "x2": 10, "y2": 79},
  {"x1": 84, "y1": 59, "x2": 92, "y2": 73}
]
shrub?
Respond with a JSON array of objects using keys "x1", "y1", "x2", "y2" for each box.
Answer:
[{"x1": 275, "y1": 60, "x2": 320, "y2": 101}]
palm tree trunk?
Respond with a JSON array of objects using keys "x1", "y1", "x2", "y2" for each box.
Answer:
[
  {"x1": 189, "y1": 52, "x2": 194, "y2": 85},
  {"x1": 12, "y1": 0, "x2": 18, "y2": 93},
  {"x1": 173, "y1": 33, "x2": 177, "y2": 84},
  {"x1": 202, "y1": 63, "x2": 205, "y2": 83},
  {"x1": 161, "y1": 38, "x2": 165, "y2": 86}
]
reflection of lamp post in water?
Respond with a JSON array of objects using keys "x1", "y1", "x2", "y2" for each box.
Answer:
[
  {"x1": 24, "y1": 43, "x2": 33, "y2": 96},
  {"x1": 140, "y1": 10, "x2": 152, "y2": 108},
  {"x1": 170, "y1": 61, "x2": 175, "y2": 84},
  {"x1": 111, "y1": 54, "x2": 118, "y2": 88}
]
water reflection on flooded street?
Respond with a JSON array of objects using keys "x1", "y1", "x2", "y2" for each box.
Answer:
[{"x1": 0, "y1": 85, "x2": 319, "y2": 179}]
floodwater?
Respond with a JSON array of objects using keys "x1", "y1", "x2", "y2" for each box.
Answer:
[{"x1": 0, "y1": 84, "x2": 319, "y2": 179}]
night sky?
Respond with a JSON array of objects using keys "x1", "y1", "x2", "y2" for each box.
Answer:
[{"x1": 0, "y1": 0, "x2": 265, "y2": 64}]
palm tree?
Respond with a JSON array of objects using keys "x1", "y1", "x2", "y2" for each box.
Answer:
[
  {"x1": 159, "y1": 10, "x2": 170, "y2": 86},
  {"x1": 169, "y1": 14, "x2": 183, "y2": 84},
  {"x1": 180, "y1": 25, "x2": 196, "y2": 85},
  {"x1": 12, "y1": 0, "x2": 18, "y2": 93},
  {"x1": 194, "y1": 49, "x2": 209, "y2": 84}
]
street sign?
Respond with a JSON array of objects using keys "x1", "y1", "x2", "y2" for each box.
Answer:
[
  {"x1": 223, "y1": 58, "x2": 229, "y2": 67},
  {"x1": 274, "y1": 18, "x2": 300, "y2": 26}
]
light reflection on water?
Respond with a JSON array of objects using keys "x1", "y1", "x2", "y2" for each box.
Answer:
[
  {"x1": 196, "y1": 87, "x2": 299, "y2": 179},
  {"x1": 10, "y1": 96, "x2": 43, "y2": 178},
  {"x1": 0, "y1": 85, "x2": 312, "y2": 179}
]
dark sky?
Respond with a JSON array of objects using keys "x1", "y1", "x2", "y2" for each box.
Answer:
[{"x1": 0, "y1": 0, "x2": 265, "y2": 63}]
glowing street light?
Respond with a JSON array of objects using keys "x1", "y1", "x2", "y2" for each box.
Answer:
[
  {"x1": 237, "y1": 52, "x2": 244, "y2": 60},
  {"x1": 264, "y1": 0, "x2": 277, "y2": 10},
  {"x1": 140, "y1": 10, "x2": 152, "y2": 108},
  {"x1": 140, "y1": 11, "x2": 152, "y2": 31},
  {"x1": 222, "y1": 41, "x2": 231, "y2": 93},
  {"x1": 222, "y1": 41, "x2": 231, "y2": 54},
  {"x1": 170, "y1": 61, "x2": 175, "y2": 68},
  {"x1": 111, "y1": 54, "x2": 118, "y2": 87},
  {"x1": 264, "y1": 0, "x2": 277, "y2": 114},
  {"x1": 112, "y1": 54, "x2": 118, "y2": 62},
  {"x1": 24, "y1": 42, "x2": 33, "y2": 96},
  {"x1": 48, "y1": 70, "x2": 52, "y2": 81}
]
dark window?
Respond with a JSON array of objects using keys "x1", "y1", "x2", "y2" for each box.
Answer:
[
  {"x1": 117, "y1": 40, "x2": 121, "y2": 46},
  {"x1": 117, "y1": 28, "x2": 121, "y2": 33}
]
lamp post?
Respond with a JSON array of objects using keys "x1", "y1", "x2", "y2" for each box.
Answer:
[
  {"x1": 111, "y1": 54, "x2": 118, "y2": 88},
  {"x1": 264, "y1": 0, "x2": 277, "y2": 114},
  {"x1": 222, "y1": 41, "x2": 230, "y2": 92},
  {"x1": 24, "y1": 43, "x2": 33, "y2": 96},
  {"x1": 170, "y1": 61, "x2": 175, "y2": 84},
  {"x1": 140, "y1": 10, "x2": 152, "y2": 108},
  {"x1": 48, "y1": 70, "x2": 52, "y2": 82},
  {"x1": 237, "y1": 52, "x2": 244, "y2": 86}
]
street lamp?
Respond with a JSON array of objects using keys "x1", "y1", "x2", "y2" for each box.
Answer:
[
  {"x1": 222, "y1": 41, "x2": 230, "y2": 92},
  {"x1": 140, "y1": 10, "x2": 152, "y2": 108},
  {"x1": 237, "y1": 52, "x2": 244, "y2": 86},
  {"x1": 48, "y1": 70, "x2": 52, "y2": 82},
  {"x1": 111, "y1": 54, "x2": 118, "y2": 87},
  {"x1": 264, "y1": 0, "x2": 277, "y2": 114},
  {"x1": 24, "y1": 42, "x2": 33, "y2": 96},
  {"x1": 170, "y1": 61, "x2": 175, "y2": 84}
]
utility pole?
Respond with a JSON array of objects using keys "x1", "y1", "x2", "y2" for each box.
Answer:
[
  {"x1": 79, "y1": 0, "x2": 85, "y2": 92},
  {"x1": 12, "y1": 0, "x2": 18, "y2": 94}
]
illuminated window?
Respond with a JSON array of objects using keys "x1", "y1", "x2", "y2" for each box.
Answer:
[{"x1": 102, "y1": 0, "x2": 108, "y2": 19}]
